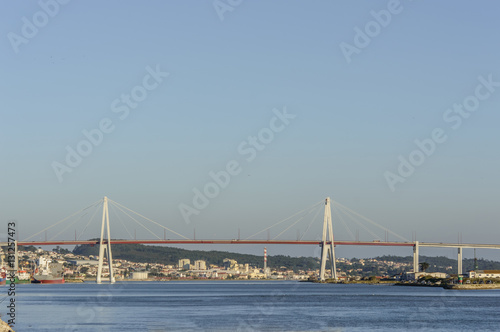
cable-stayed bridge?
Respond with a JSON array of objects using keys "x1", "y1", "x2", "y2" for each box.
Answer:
[{"x1": 5, "y1": 196, "x2": 500, "y2": 282}]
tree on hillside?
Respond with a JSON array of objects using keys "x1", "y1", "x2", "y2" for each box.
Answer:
[{"x1": 420, "y1": 262, "x2": 430, "y2": 272}]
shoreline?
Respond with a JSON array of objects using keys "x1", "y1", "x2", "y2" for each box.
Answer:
[
  {"x1": 310, "y1": 279, "x2": 500, "y2": 290},
  {"x1": 396, "y1": 282, "x2": 500, "y2": 290},
  {"x1": 14, "y1": 278, "x2": 500, "y2": 289},
  {"x1": 443, "y1": 284, "x2": 500, "y2": 290},
  {"x1": 81, "y1": 278, "x2": 294, "y2": 282}
]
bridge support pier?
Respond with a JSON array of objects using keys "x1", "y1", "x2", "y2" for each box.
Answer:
[
  {"x1": 413, "y1": 241, "x2": 419, "y2": 273},
  {"x1": 97, "y1": 196, "x2": 115, "y2": 284},
  {"x1": 319, "y1": 197, "x2": 337, "y2": 281},
  {"x1": 457, "y1": 247, "x2": 463, "y2": 276}
]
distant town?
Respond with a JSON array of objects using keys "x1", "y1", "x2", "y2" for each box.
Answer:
[{"x1": 5, "y1": 245, "x2": 500, "y2": 284}]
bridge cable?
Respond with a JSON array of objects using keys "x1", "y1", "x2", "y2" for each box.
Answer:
[
  {"x1": 332, "y1": 205, "x2": 355, "y2": 240},
  {"x1": 108, "y1": 199, "x2": 189, "y2": 240},
  {"x1": 108, "y1": 203, "x2": 134, "y2": 240},
  {"x1": 77, "y1": 201, "x2": 102, "y2": 240},
  {"x1": 23, "y1": 199, "x2": 102, "y2": 241},
  {"x1": 50, "y1": 212, "x2": 89, "y2": 241},
  {"x1": 244, "y1": 200, "x2": 323, "y2": 240},
  {"x1": 272, "y1": 206, "x2": 317, "y2": 240},
  {"x1": 108, "y1": 202, "x2": 162, "y2": 240},
  {"x1": 299, "y1": 204, "x2": 323, "y2": 241},
  {"x1": 334, "y1": 204, "x2": 381, "y2": 240},
  {"x1": 332, "y1": 200, "x2": 409, "y2": 242}
]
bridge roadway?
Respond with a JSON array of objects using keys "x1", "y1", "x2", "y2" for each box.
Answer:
[{"x1": 2, "y1": 239, "x2": 500, "y2": 249}]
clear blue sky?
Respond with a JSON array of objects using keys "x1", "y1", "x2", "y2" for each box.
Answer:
[{"x1": 1, "y1": 1, "x2": 499, "y2": 259}]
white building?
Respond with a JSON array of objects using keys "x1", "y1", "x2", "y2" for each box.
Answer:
[
  {"x1": 131, "y1": 272, "x2": 149, "y2": 279},
  {"x1": 194, "y1": 260, "x2": 206, "y2": 270},
  {"x1": 68, "y1": 260, "x2": 99, "y2": 266},
  {"x1": 178, "y1": 259, "x2": 190, "y2": 269},
  {"x1": 404, "y1": 272, "x2": 448, "y2": 281},
  {"x1": 468, "y1": 270, "x2": 500, "y2": 279},
  {"x1": 223, "y1": 258, "x2": 238, "y2": 270}
]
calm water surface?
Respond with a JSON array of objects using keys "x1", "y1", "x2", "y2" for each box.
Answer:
[{"x1": 6, "y1": 281, "x2": 500, "y2": 331}]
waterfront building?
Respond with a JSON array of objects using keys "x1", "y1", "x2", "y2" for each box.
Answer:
[
  {"x1": 131, "y1": 271, "x2": 149, "y2": 279},
  {"x1": 468, "y1": 270, "x2": 500, "y2": 279},
  {"x1": 249, "y1": 271, "x2": 266, "y2": 279},
  {"x1": 403, "y1": 272, "x2": 448, "y2": 281}
]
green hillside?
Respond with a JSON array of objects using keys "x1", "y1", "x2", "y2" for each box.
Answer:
[
  {"x1": 72, "y1": 243, "x2": 320, "y2": 271},
  {"x1": 374, "y1": 255, "x2": 500, "y2": 273},
  {"x1": 72, "y1": 243, "x2": 500, "y2": 276}
]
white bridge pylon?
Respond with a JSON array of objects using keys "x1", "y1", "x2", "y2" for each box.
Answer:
[
  {"x1": 319, "y1": 197, "x2": 336, "y2": 281},
  {"x1": 96, "y1": 196, "x2": 115, "y2": 284}
]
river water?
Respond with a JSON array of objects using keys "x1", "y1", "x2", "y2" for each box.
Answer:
[{"x1": 6, "y1": 281, "x2": 500, "y2": 331}]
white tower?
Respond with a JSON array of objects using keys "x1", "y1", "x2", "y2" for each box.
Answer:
[
  {"x1": 96, "y1": 196, "x2": 115, "y2": 284},
  {"x1": 264, "y1": 247, "x2": 267, "y2": 270},
  {"x1": 319, "y1": 197, "x2": 337, "y2": 281}
]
